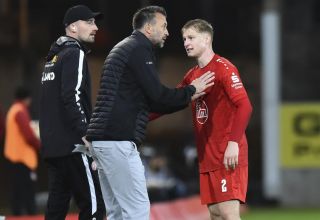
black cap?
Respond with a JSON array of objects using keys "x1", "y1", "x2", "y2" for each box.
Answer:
[{"x1": 63, "y1": 5, "x2": 103, "y2": 27}]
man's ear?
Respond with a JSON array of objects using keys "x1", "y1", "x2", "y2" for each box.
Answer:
[
  {"x1": 144, "y1": 23, "x2": 152, "y2": 35},
  {"x1": 70, "y1": 24, "x2": 77, "y2": 32},
  {"x1": 205, "y1": 33, "x2": 211, "y2": 44}
]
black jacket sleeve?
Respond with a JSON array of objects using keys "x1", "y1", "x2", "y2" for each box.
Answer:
[
  {"x1": 149, "y1": 101, "x2": 188, "y2": 114},
  {"x1": 128, "y1": 46, "x2": 196, "y2": 108},
  {"x1": 60, "y1": 48, "x2": 87, "y2": 137}
]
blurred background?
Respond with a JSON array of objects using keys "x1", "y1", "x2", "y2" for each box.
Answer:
[{"x1": 0, "y1": 0, "x2": 320, "y2": 217}]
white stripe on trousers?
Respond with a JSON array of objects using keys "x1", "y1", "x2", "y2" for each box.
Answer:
[{"x1": 81, "y1": 154, "x2": 97, "y2": 215}]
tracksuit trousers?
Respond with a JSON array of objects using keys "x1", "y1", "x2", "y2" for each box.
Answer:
[
  {"x1": 44, "y1": 153, "x2": 105, "y2": 220},
  {"x1": 91, "y1": 141, "x2": 150, "y2": 220}
]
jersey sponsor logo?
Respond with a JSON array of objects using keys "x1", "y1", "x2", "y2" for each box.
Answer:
[
  {"x1": 146, "y1": 61, "x2": 153, "y2": 64},
  {"x1": 196, "y1": 99, "x2": 208, "y2": 124},
  {"x1": 42, "y1": 56, "x2": 58, "y2": 83},
  {"x1": 231, "y1": 72, "x2": 243, "y2": 89},
  {"x1": 231, "y1": 72, "x2": 240, "y2": 83},
  {"x1": 44, "y1": 63, "x2": 54, "y2": 68},
  {"x1": 41, "y1": 71, "x2": 55, "y2": 83},
  {"x1": 51, "y1": 55, "x2": 58, "y2": 63},
  {"x1": 44, "y1": 56, "x2": 58, "y2": 68}
]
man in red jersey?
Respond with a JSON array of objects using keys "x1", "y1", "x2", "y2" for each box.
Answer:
[
  {"x1": 149, "y1": 18, "x2": 252, "y2": 219},
  {"x1": 179, "y1": 19, "x2": 253, "y2": 220}
]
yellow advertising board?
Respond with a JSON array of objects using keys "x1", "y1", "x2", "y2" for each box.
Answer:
[{"x1": 281, "y1": 103, "x2": 320, "y2": 168}]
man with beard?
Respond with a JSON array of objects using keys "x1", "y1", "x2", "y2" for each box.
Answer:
[
  {"x1": 39, "y1": 5, "x2": 105, "y2": 220},
  {"x1": 86, "y1": 6, "x2": 214, "y2": 220}
]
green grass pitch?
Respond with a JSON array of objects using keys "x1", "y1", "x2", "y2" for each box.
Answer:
[{"x1": 242, "y1": 208, "x2": 320, "y2": 220}]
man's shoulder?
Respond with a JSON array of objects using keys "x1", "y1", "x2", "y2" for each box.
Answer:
[
  {"x1": 114, "y1": 35, "x2": 141, "y2": 49},
  {"x1": 109, "y1": 36, "x2": 151, "y2": 64},
  {"x1": 110, "y1": 35, "x2": 142, "y2": 56},
  {"x1": 214, "y1": 55, "x2": 237, "y2": 71},
  {"x1": 56, "y1": 46, "x2": 81, "y2": 61}
]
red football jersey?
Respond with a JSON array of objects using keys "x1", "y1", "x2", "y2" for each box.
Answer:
[{"x1": 181, "y1": 54, "x2": 250, "y2": 173}]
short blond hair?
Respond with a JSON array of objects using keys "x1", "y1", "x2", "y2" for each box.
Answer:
[{"x1": 181, "y1": 19, "x2": 214, "y2": 41}]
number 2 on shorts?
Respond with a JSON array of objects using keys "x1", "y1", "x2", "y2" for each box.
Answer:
[{"x1": 221, "y1": 179, "x2": 227, "y2": 192}]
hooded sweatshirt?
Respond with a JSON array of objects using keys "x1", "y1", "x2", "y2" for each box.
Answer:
[{"x1": 39, "y1": 36, "x2": 92, "y2": 158}]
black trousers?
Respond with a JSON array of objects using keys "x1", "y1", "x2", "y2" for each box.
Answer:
[
  {"x1": 9, "y1": 163, "x2": 36, "y2": 216},
  {"x1": 45, "y1": 153, "x2": 105, "y2": 220}
]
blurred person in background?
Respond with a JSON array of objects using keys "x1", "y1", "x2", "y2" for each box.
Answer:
[
  {"x1": 4, "y1": 86, "x2": 40, "y2": 216},
  {"x1": 86, "y1": 5, "x2": 214, "y2": 220},
  {"x1": 145, "y1": 153, "x2": 187, "y2": 203},
  {"x1": 180, "y1": 19, "x2": 253, "y2": 220},
  {"x1": 39, "y1": 5, "x2": 105, "y2": 220}
]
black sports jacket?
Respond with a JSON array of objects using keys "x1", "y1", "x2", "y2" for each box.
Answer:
[
  {"x1": 40, "y1": 36, "x2": 92, "y2": 158},
  {"x1": 86, "y1": 31, "x2": 195, "y2": 145}
]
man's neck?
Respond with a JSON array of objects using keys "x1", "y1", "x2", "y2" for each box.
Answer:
[
  {"x1": 197, "y1": 50, "x2": 215, "y2": 68},
  {"x1": 65, "y1": 33, "x2": 80, "y2": 42}
]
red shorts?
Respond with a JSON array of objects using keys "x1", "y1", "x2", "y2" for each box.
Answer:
[{"x1": 199, "y1": 166, "x2": 248, "y2": 204}]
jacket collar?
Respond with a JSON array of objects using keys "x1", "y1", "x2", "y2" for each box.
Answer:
[
  {"x1": 131, "y1": 30, "x2": 154, "y2": 50},
  {"x1": 56, "y1": 36, "x2": 90, "y2": 54}
]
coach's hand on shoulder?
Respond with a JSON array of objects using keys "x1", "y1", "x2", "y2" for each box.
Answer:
[{"x1": 190, "y1": 71, "x2": 215, "y2": 98}]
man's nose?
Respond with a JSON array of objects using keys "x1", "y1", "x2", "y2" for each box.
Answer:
[{"x1": 93, "y1": 23, "x2": 98, "y2": 31}]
